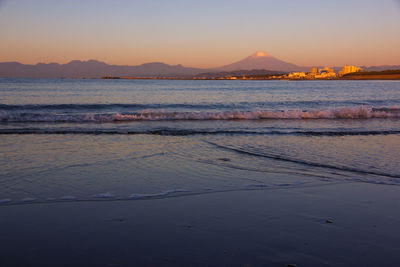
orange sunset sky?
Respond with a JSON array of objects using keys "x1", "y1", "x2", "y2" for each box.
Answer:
[{"x1": 1, "y1": 0, "x2": 400, "y2": 68}]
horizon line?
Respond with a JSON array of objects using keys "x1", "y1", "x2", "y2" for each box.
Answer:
[{"x1": 1, "y1": 58, "x2": 397, "y2": 69}]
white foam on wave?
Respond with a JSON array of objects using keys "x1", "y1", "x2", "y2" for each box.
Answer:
[
  {"x1": 1, "y1": 106, "x2": 400, "y2": 122},
  {"x1": 113, "y1": 106, "x2": 400, "y2": 120}
]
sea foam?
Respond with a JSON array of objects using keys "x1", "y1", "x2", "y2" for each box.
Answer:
[{"x1": 1, "y1": 106, "x2": 400, "y2": 122}]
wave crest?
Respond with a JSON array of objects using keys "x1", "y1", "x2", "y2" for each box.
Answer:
[{"x1": 1, "y1": 106, "x2": 400, "y2": 122}]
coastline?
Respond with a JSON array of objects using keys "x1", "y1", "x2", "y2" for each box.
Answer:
[
  {"x1": 1, "y1": 182, "x2": 399, "y2": 266},
  {"x1": 101, "y1": 75, "x2": 400, "y2": 81}
]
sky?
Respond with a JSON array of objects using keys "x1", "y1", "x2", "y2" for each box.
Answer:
[{"x1": 0, "y1": 0, "x2": 400, "y2": 68}]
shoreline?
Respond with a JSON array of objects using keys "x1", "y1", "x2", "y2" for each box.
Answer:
[
  {"x1": 2, "y1": 76, "x2": 400, "y2": 80},
  {"x1": 101, "y1": 76, "x2": 400, "y2": 81},
  {"x1": 1, "y1": 182, "x2": 399, "y2": 266}
]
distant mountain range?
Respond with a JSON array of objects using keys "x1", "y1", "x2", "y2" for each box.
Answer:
[
  {"x1": 217, "y1": 51, "x2": 304, "y2": 72},
  {"x1": 0, "y1": 60, "x2": 206, "y2": 78},
  {"x1": 0, "y1": 52, "x2": 399, "y2": 78}
]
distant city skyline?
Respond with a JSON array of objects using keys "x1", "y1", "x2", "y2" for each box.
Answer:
[{"x1": 1, "y1": 0, "x2": 400, "y2": 68}]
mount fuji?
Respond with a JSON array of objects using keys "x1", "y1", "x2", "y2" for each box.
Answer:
[{"x1": 216, "y1": 51, "x2": 303, "y2": 72}]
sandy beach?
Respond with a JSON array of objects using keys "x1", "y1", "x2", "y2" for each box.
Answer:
[
  {"x1": 1, "y1": 79, "x2": 400, "y2": 266},
  {"x1": 1, "y1": 182, "x2": 399, "y2": 267}
]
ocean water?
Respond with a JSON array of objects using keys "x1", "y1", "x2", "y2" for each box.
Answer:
[{"x1": 1, "y1": 78, "x2": 400, "y2": 205}]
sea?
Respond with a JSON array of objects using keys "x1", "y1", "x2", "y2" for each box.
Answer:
[{"x1": 1, "y1": 78, "x2": 400, "y2": 205}]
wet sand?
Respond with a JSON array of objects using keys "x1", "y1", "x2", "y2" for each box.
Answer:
[{"x1": 0, "y1": 182, "x2": 399, "y2": 266}]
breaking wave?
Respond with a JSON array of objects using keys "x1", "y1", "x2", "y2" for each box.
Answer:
[{"x1": 1, "y1": 106, "x2": 400, "y2": 122}]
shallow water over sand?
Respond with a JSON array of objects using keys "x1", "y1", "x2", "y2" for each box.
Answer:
[{"x1": 1, "y1": 79, "x2": 400, "y2": 204}]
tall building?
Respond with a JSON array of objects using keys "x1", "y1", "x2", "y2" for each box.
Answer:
[
  {"x1": 307, "y1": 67, "x2": 336, "y2": 79},
  {"x1": 288, "y1": 72, "x2": 306, "y2": 79},
  {"x1": 310, "y1": 67, "x2": 318, "y2": 74},
  {"x1": 339, "y1": 65, "x2": 363, "y2": 76},
  {"x1": 319, "y1": 67, "x2": 334, "y2": 73}
]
